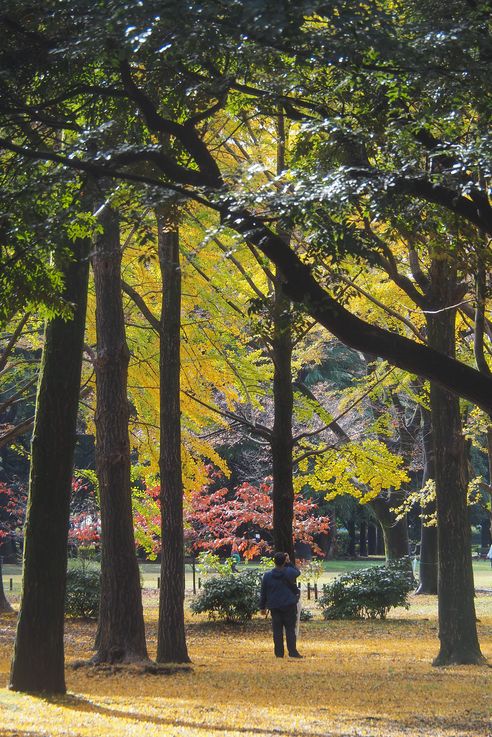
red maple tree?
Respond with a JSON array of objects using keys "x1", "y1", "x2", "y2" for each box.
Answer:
[
  {"x1": 184, "y1": 473, "x2": 330, "y2": 559},
  {"x1": 0, "y1": 478, "x2": 100, "y2": 554}
]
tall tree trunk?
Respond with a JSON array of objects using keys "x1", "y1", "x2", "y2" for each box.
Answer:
[
  {"x1": 481, "y1": 518, "x2": 491, "y2": 549},
  {"x1": 486, "y1": 428, "x2": 492, "y2": 549},
  {"x1": 426, "y1": 267, "x2": 484, "y2": 665},
  {"x1": 0, "y1": 557, "x2": 13, "y2": 613},
  {"x1": 359, "y1": 521, "x2": 367, "y2": 557},
  {"x1": 367, "y1": 523, "x2": 377, "y2": 555},
  {"x1": 416, "y1": 407, "x2": 438, "y2": 594},
  {"x1": 371, "y1": 492, "x2": 409, "y2": 560},
  {"x1": 347, "y1": 520, "x2": 356, "y2": 557},
  {"x1": 156, "y1": 209, "x2": 190, "y2": 664},
  {"x1": 271, "y1": 276, "x2": 295, "y2": 561},
  {"x1": 9, "y1": 232, "x2": 90, "y2": 693},
  {"x1": 92, "y1": 207, "x2": 148, "y2": 664},
  {"x1": 375, "y1": 524, "x2": 385, "y2": 555},
  {"x1": 270, "y1": 116, "x2": 295, "y2": 561}
]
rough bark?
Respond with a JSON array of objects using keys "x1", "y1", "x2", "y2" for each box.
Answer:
[
  {"x1": 92, "y1": 206, "x2": 148, "y2": 664},
  {"x1": 9, "y1": 232, "x2": 90, "y2": 693},
  {"x1": 270, "y1": 118, "x2": 296, "y2": 562},
  {"x1": 156, "y1": 210, "x2": 190, "y2": 664},
  {"x1": 426, "y1": 269, "x2": 485, "y2": 665},
  {"x1": 271, "y1": 274, "x2": 295, "y2": 561},
  {"x1": 431, "y1": 379, "x2": 484, "y2": 664},
  {"x1": 416, "y1": 407, "x2": 438, "y2": 595}
]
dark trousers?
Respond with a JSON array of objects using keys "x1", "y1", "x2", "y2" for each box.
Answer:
[{"x1": 270, "y1": 604, "x2": 298, "y2": 657}]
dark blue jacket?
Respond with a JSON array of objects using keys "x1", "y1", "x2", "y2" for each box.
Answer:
[{"x1": 260, "y1": 562, "x2": 300, "y2": 610}]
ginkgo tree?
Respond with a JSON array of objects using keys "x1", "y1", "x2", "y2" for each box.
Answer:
[{"x1": 1, "y1": 0, "x2": 491, "y2": 689}]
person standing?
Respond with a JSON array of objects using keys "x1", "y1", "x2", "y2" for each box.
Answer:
[{"x1": 260, "y1": 552, "x2": 302, "y2": 658}]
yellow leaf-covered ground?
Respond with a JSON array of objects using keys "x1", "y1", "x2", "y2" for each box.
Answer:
[{"x1": 0, "y1": 592, "x2": 491, "y2": 737}]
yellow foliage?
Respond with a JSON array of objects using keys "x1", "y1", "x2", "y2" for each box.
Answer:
[{"x1": 296, "y1": 438, "x2": 410, "y2": 502}]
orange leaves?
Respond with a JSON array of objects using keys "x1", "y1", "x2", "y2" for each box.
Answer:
[{"x1": 185, "y1": 474, "x2": 330, "y2": 557}]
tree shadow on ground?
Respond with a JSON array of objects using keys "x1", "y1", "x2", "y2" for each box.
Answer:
[
  {"x1": 42, "y1": 693, "x2": 344, "y2": 737},
  {"x1": 40, "y1": 693, "x2": 491, "y2": 737}
]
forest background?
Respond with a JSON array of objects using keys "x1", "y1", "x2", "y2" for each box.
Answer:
[{"x1": 0, "y1": 0, "x2": 491, "y2": 727}]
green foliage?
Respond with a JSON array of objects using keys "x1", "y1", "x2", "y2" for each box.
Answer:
[
  {"x1": 299, "y1": 608, "x2": 313, "y2": 621},
  {"x1": 296, "y1": 437, "x2": 410, "y2": 502},
  {"x1": 299, "y1": 558, "x2": 324, "y2": 583},
  {"x1": 257, "y1": 556, "x2": 275, "y2": 573},
  {"x1": 65, "y1": 563, "x2": 100, "y2": 618},
  {"x1": 196, "y1": 551, "x2": 237, "y2": 578},
  {"x1": 190, "y1": 569, "x2": 261, "y2": 623},
  {"x1": 77, "y1": 546, "x2": 100, "y2": 562},
  {"x1": 334, "y1": 529, "x2": 350, "y2": 558},
  {"x1": 318, "y1": 559, "x2": 415, "y2": 620}
]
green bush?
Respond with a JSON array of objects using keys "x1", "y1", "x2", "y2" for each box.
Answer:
[
  {"x1": 190, "y1": 569, "x2": 261, "y2": 623},
  {"x1": 77, "y1": 545, "x2": 100, "y2": 562},
  {"x1": 299, "y1": 608, "x2": 313, "y2": 621},
  {"x1": 196, "y1": 551, "x2": 236, "y2": 577},
  {"x1": 65, "y1": 564, "x2": 100, "y2": 618},
  {"x1": 319, "y1": 559, "x2": 415, "y2": 620}
]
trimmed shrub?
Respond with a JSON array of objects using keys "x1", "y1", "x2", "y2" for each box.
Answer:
[
  {"x1": 299, "y1": 608, "x2": 313, "y2": 622},
  {"x1": 65, "y1": 564, "x2": 100, "y2": 618},
  {"x1": 319, "y1": 559, "x2": 415, "y2": 620},
  {"x1": 190, "y1": 569, "x2": 261, "y2": 623}
]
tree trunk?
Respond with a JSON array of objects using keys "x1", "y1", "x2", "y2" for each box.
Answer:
[
  {"x1": 426, "y1": 275, "x2": 484, "y2": 665},
  {"x1": 416, "y1": 407, "x2": 438, "y2": 594},
  {"x1": 347, "y1": 520, "x2": 356, "y2": 557},
  {"x1": 271, "y1": 275, "x2": 295, "y2": 561},
  {"x1": 375, "y1": 525, "x2": 385, "y2": 555},
  {"x1": 233, "y1": 210, "x2": 492, "y2": 415},
  {"x1": 486, "y1": 428, "x2": 492, "y2": 549},
  {"x1": 156, "y1": 210, "x2": 190, "y2": 664},
  {"x1": 431, "y1": 380, "x2": 483, "y2": 664},
  {"x1": 481, "y1": 518, "x2": 491, "y2": 549},
  {"x1": 270, "y1": 120, "x2": 296, "y2": 562},
  {"x1": 9, "y1": 232, "x2": 90, "y2": 693},
  {"x1": 367, "y1": 523, "x2": 377, "y2": 555},
  {"x1": 417, "y1": 518, "x2": 438, "y2": 594},
  {"x1": 371, "y1": 492, "x2": 409, "y2": 560},
  {"x1": 0, "y1": 557, "x2": 13, "y2": 613},
  {"x1": 359, "y1": 521, "x2": 367, "y2": 557},
  {"x1": 92, "y1": 207, "x2": 148, "y2": 664}
]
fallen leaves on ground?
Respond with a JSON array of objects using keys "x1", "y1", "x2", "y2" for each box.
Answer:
[{"x1": 0, "y1": 593, "x2": 491, "y2": 737}]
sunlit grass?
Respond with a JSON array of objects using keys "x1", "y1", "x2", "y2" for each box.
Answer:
[{"x1": 3, "y1": 558, "x2": 491, "y2": 596}]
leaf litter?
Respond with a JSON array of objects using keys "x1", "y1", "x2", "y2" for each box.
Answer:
[{"x1": 0, "y1": 592, "x2": 490, "y2": 737}]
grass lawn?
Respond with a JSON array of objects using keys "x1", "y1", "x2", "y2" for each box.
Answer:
[
  {"x1": 3, "y1": 557, "x2": 492, "y2": 595},
  {"x1": 0, "y1": 564, "x2": 491, "y2": 737}
]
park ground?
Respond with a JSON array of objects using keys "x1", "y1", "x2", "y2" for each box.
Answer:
[{"x1": 0, "y1": 562, "x2": 491, "y2": 737}]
